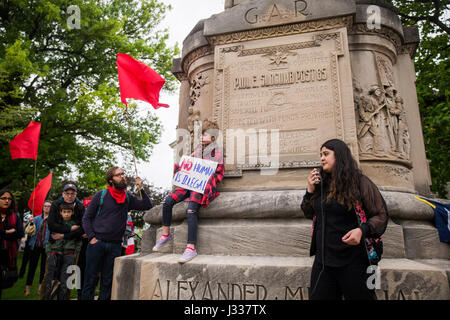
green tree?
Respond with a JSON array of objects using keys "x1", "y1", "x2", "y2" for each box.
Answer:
[
  {"x1": 386, "y1": 0, "x2": 449, "y2": 198},
  {"x1": 0, "y1": 0, "x2": 179, "y2": 211}
]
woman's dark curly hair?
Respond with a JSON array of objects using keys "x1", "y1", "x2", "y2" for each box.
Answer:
[
  {"x1": 312, "y1": 139, "x2": 362, "y2": 210},
  {"x1": 0, "y1": 189, "x2": 18, "y2": 215}
]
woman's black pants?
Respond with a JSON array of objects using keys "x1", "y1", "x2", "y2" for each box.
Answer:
[{"x1": 309, "y1": 258, "x2": 377, "y2": 300}]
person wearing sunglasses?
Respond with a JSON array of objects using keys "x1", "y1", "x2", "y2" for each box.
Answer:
[{"x1": 0, "y1": 189, "x2": 24, "y2": 298}]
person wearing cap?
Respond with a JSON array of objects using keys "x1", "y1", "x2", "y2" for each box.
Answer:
[
  {"x1": 48, "y1": 184, "x2": 85, "y2": 243},
  {"x1": 44, "y1": 202, "x2": 82, "y2": 299},
  {"x1": 44, "y1": 183, "x2": 86, "y2": 299}
]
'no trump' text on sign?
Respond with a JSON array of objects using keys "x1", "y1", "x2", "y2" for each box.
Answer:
[{"x1": 173, "y1": 155, "x2": 218, "y2": 194}]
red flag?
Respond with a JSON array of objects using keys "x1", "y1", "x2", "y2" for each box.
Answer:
[
  {"x1": 125, "y1": 242, "x2": 135, "y2": 255},
  {"x1": 28, "y1": 172, "x2": 52, "y2": 216},
  {"x1": 125, "y1": 217, "x2": 135, "y2": 255},
  {"x1": 83, "y1": 197, "x2": 92, "y2": 208},
  {"x1": 117, "y1": 53, "x2": 169, "y2": 109},
  {"x1": 9, "y1": 121, "x2": 41, "y2": 160}
]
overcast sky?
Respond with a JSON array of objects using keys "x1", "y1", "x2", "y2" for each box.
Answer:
[{"x1": 138, "y1": 1, "x2": 225, "y2": 190}]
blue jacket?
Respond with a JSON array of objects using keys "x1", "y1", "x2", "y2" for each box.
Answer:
[
  {"x1": 28, "y1": 214, "x2": 50, "y2": 249},
  {"x1": 82, "y1": 189, "x2": 152, "y2": 243}
]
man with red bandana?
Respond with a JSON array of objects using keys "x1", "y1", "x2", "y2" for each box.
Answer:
[{"x1": 81, "y1": 166, "x2": 152, "y2": 300}]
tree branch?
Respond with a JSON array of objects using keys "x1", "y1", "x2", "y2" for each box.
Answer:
[
  {"x1": 431, "y1": 0, "x2": 450, "y2": 34},
  {"x1": 421, "y1": 43, "x2": 450, "y2": 63},
  {"x1": 34, "y1": 47, "x2": 94, "y2": 62},
  {"x1": 397, "y1": 11, "x2": 450, "y2": 35},
  {"x1": 430, "y1": 16, "x2": 450, "y2": 34}
]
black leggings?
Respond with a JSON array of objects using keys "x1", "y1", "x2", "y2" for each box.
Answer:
[
  {"x1": 26, "y1": 247, "x2": 47, "y2": 286},
  {"x1": 162, "y1": 195, "x2": 201, "y2": 245},
  {"x1": 0, "y1": 249, "x2": 9, "y2": 299},
  {"x1": 19, "y1": 242, "x2": 32, "y2": 278},
  {"x1": 309, "y1": 258, "x2": 377, "y2": 300},
  {"x1": 45, "y1": 253, "x2": 76, "y2": 300}
]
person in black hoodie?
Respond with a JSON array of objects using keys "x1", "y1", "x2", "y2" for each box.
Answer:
[
  {"x1": 81, "y1": 166, "x2": 152, "y2": 300},
  {"x1": 46, "y1": 184, "x2": 86, "y2": 299}
]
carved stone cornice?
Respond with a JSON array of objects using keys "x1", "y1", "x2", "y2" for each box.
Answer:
[
  {"x1": 207, "y1": 16, "x2": 353, "y2": 46},
  {"x1": 398, "y1": 43, "x2": 418, "y2": 58},
  {"x1": 237, "y1": 159, "x2": 320, "y2": 170},
  {"x1": 237, "y1": 40, "x2": 320, "y2": 57},
  {"x1": 350, "y1": 23, "x2": 403, "y2": 54},
  {"x1": 182, "y1": 45, "x2": 214, "y2": 75},
  {"x1": 360, "y1": 157, "x2": 413, "y2": 169},
  {"x1": 173, "y1": 72, "x2": 188, "y2": 81}
]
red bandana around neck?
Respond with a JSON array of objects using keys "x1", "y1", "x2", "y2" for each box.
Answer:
[
  {"x1": 0, "y1": 211, "x2": 18, "y2": 268},
  {"x1": 107, "y1": 186, "x2": 126, "y2": 204}
]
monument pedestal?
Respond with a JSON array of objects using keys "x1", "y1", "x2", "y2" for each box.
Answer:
[
  {"x1": 112, "y1": 254, "x2": 449, "y2": 300},
  {"x1": 112, "y1": 0, "x2": 449, "y2": 300},
  {"x1": 112, "y1": 191, "x2": 450, "y2": 300}
]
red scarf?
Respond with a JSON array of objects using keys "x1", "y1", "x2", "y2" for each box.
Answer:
[
  {"x1": 107, "y1": 186, "x2": 126, "y2": 204},
  {"x1": 0, "y1": 211, "x2": 18, "y2": 269}
]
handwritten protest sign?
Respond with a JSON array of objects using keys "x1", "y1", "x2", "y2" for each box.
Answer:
[{"x1": 173, "y1": 155, "x2": 218, "y2": 194}]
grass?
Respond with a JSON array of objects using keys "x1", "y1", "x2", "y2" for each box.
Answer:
[{"x1": 1, "y1": 251, "x2": 88, "y2": 300}]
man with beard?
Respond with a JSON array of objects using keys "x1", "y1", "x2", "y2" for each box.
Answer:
[{"x1": 81, "y1": 166, "x2": 152, "y2": 300}]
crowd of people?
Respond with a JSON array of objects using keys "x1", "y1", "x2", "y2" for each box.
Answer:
[
  {"x1": 0, "y1": 166, "x2": 152, "y2": 300},
  {"x1": 1, "y1": 119, "x2": 389, "y2": 301}
]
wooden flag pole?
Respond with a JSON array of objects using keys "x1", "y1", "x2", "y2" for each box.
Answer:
[
  {"x1": 125, "y1": 106, "x2": 142, "y2": 199},
  {"x1": 32, "y1": 158, "x2": 37, "y2": 215}
]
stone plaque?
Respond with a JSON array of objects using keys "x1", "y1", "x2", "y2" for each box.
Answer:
[{"x1": 213, "y1": 27, "x2": 357, "y2": 171}]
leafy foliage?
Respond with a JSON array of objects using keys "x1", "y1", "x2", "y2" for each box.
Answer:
[
  {"x1": 0, "y1": 0, "x2": 179, "y2": 211},
  {"x1": 386, "y1": 0, "x2": 449, "y2": 198}
]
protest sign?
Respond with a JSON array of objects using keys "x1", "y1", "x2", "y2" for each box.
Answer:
[{"x1": 173, "y1": 155, "x2": 218, "y2": 194}]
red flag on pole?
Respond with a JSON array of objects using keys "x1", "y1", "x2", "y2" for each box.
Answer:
[
  {"x1": 9, "y1": 121, "x2": 41, "y2": 160},
  {"x1": 125, "y1": 215, "x2": 135, "y2": 255},
  {"x1": 28, "y1": 172, "x2": 52, "y2": 216},
  {"x1": 83, "y1": 197, "x2": 92, "y2": 208},
  {"x1": 117, "y1": 53, "x2": 169, "y2": 109}
]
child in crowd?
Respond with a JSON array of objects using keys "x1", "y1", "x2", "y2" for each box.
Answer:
[{"x1": 44, "y1": 203, "x2": 82, "y2": 300}]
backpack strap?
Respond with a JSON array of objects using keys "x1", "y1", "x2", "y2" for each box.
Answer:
[
  {"x1": 97, "y1": 189, "x2": 130, "y2": 216},
  {"x1": 96, "y1": 189, "x2": 108, "y2": 216},
  {"x1": 125, "y1": 192, "x2": 130, "y2": 213}
]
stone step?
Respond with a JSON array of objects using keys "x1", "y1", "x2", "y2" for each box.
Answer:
[
  {"x1": 416, "y1": 259, "x2": 450, "y2": 289},
  {"x1": 399, "y1": 220, "x2": 450, "y2": 259},
  {"x1": 143, "y1": 190, "x2": 440, "y2": 224},
  {"x1": 112, "y1": 254, "x2": 450, "y2": 300},
  {"x1": 144, "y1": 218, "x2": 406, "y2": 258}
]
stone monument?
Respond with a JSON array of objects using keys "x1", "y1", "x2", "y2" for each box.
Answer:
[{"x1": 112, "y1": 0, "x2": 450, "y2": 300}]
